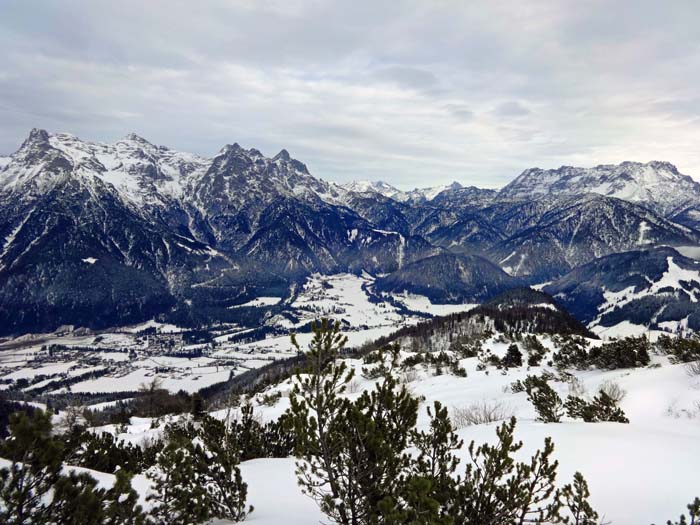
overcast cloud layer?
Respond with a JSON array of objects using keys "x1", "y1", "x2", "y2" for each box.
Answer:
[{"x1": 1, "y1": 0, "x2": 700, "y2": 188}]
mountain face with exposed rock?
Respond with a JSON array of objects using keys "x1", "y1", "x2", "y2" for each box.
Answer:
[
  {"x1": 544, "y1": 247, "x2": 700, "y2": 332},
  {"x1": 487, "y1": 194, "x2": 700, "y2": 282},
  {"x1": 1, "y1": 128, "x2": 700, "y2": 335},
  {"x1": 499, "y1": 160, "x2": 700, "y2": 223}
]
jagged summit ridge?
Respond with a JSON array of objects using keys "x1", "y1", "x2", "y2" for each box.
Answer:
[
  {"x1": 2, "y1": 128, "x2": 700, "y2": 335},
  {"x1": 499, "y1": 160, "x2": 700, "y2": 217}
]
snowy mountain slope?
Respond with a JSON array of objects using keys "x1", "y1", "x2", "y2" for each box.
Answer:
[
  {"x1": 499, "y1": 160, "x2": 700, "y2": 219},
  {"x1": 544, "y1": 246, "x2": 700, "y2": 332},
  {"x1": 429, "y1": 184, "x2": 497, "y2": 208},
  {"x1": 0, "y1": 129, "x2": 208, "y2": 206},
  {"x1": 340, "y1": 180, "x2": 473, "y2": 205},
  {"x1": 405, "y1": 181, "x2": 465, "y2": 203},
  {"x1": 487, "y1": 194, "x2": 700, "y2": 282},
  {"x1": 216, "y1": 319, "x2": 700, "y2": 524},
  {"x1": 422, "y1": 212, "x2": 506, "y2": 253},
  {"x1": 0, "y1": 168, "x2": 232, "y2": 335},
  {"x1": 341, "y1": 180, "x2": 406, "y2": 200},
  {"x1": 3, "y1": 128, "x2": 700, "y2": 335},
  {"x1": 0, "y1": 130, "x2": 437, "y2": 335}
]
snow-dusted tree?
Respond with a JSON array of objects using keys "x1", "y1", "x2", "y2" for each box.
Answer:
[
  {"x1": 0, "y1": 410, "x2": 63, "y2": 524},
  {"x1": 453, "y1": 417, "x2": 561, "y2": 524},
  {"x1": 50, "y1": 471, "x2": 105, "y2": 525},
  {"x1": 102, "y1": 469, "x2": 146, "y2": 525},
  {"x1": 197, "y1": 418, "x2": 252, "y2": 522},
  {"x1": 147, "y1": 427, "x2": 214, "y2": 524},
  {"x1": 147, "y1": 420, "x2": 250, "y2": 524},
  {"x1": 411, "y1": 401, "x2": 463, "y2": 523},
  {"x1": 0, "y1": 410, "x2": 146, "y2": 525},
  {"x1": 288, "y1": 318, "x2": 357, "y2": 523},
  {"x1": 289, "y1": 319, "x2": 454, "y2": 524},
  {"x1": 565, "y1": 391, "x2": 629, "y2": 423}
]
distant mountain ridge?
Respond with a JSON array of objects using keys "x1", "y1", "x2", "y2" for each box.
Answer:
[
  {"x1": 1, "y1": 128, "x2": 700, "y2": 335},
  {"x1": 544, "y1": 246, "x2": 700, "y2": 332},
  {"x1": 499, "y1": 160, "x2": 700, "y2": 222}
]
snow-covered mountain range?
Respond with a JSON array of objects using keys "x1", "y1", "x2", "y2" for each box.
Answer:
[
  {"x1": 500, "y1": 160, "x2": 700, "y2": 223},
  {"x1": 2, "y1": 128, "x2": 700, "y2": 335}
]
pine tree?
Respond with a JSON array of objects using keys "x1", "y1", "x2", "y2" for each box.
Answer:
[
  {"x1": 453, "y1": 418, "x2": 524, "y2": 523},
  {"x1": 411, "y1": 401, "x2": 462, "y2": 523},
  {"x1": 524, "y1": 335, "x2": 547, "y2": 366},
  {"x1": 147, "y1": 419, "x2": 250, "y2": 524},
  {"x1": 564, "y1": 396, "x2": 595, "y2": 422},
  {"x1": 102, "y1": 470, "x2": 147, "y2": 525},
  {"x1": 147, "y1": 424, "x2": 215, "y2": 524},
  {"x1": 565, "y1": 392, "x2": 629, "y2": 423},
  {"x1": 523, "y1": 375, "x2": 564, "y2": 423},
  {"x1": 0, "y1": 410, "x2": 63, "y2": 524},
  {"x1": 289, "y1": 318, "x2": 356, "y2": 524},
  {"x1": 197, "y1": 417, "x2": 252, "y2": 522},
  {"x1": 451, "y1": 418, "x2": 591, "y2": 525},
  {"x1": 64, "y1": 430, "x2": 145, "y2": 474},
  {"x1": 510, "y1": 436, "x2": 561, "y2": 524},
  {"x1": 50, "y1": 471, "x2": 105, "y2": 525},
  {"x1": 588, "y1": 391, "x2": 629, "y2": 423},
  {"x1": 0, "y1": 410, "x2": 147, "y2": 525},
  {"x1": 341, "y1": 375, "x2": 421, "y2": 523},
  {"x1": 289, "y1": 319, "x2": 457, "y2": 524},
  {"x1": 558, "y1": 472, "x2": 599, "y2": 525},
  {"x1": 503, "y1": 344, "x2": 523, "y2": 368},
  {"x1": 657, "y1": 497, "x2": 700, "y2": 525}
]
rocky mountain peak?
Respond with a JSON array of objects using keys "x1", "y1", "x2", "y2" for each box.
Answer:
[
  {"x1": 273, "y1": 149, "x2": 291, "y2": 161},
  {"x1": 122, "y1": 132, "x2": 152, "y2": 144},
  {"x1": 499, "y1": 160, "x2": 700, "y2": 217},
  {"x1": 16, "y1": 128, "x2": 52, "y2": 156}
]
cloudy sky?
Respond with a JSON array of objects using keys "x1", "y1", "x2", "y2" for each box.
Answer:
[{"x1": 1, "y1": 0, "x2": 699, "y2": 189}]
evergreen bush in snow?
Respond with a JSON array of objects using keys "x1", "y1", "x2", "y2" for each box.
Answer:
[
  {"x1": 502, "y1": 343, "x2": 524, "y2": 368},
  {"x1": 522, "y1": 375, "x2": 565, "y2": 423},
  {"x1": 147, "y1": 418, "x2": 251, "y2": 524},
  {"x1": 0, "y1": 410, "x2": 145, "y2": 525},
  {"x1": 289, "y1": 319, "x2": 601, "y2": 525}
]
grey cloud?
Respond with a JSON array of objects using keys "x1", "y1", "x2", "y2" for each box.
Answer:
[
  {"x1": 493, "y1": 101, "x2": 531, "y2": 118},
  {"x1": 1, "y1": 0, "x2": 700, "y2": 185},
  {"x1": 444, "y1": 104, "x2": 475, "y2": 122},
  {"x1": 370, "y1": 66, "x2": 439, "y2": 91}
]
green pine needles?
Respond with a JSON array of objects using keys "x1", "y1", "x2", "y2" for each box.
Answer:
[{"x1": 288, "y1": 318, "x2": 605, "y2": 525}]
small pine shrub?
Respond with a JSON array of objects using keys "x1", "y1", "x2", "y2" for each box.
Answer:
[
  {"x1": 522, "y1": 375, "x2": 564, "y2": 423},
  {"x1": 502, "y1": 344, "x2": 523, "y2": 368}
]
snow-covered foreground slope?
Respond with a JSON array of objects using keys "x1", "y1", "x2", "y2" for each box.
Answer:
[
  {"x1": 237, "y1": 423, "x2": 700, "y2": 525},
  {"x1": 239, "y1": 348, "x2": 699, "y2": 524},
  {"x1": 75, "y1": 329, "x2": 699, "y2": 525},
  {"x1": 241, "y1": 459, "x2": 325, "y2": 524}
]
